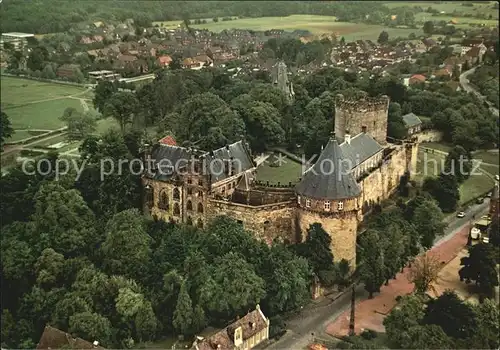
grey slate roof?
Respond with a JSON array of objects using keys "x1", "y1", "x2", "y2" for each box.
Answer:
[
  {"x1": 148, "y1": 140, "x2": 255, "y2": 184},
  {"x1": 402, "y1": 113, "x2": 422, "y2": 128},
  {"x1": 340, "y1": 133, "x2": 383, "y2": 170},
  {"x1": 295, "y1": 135, "x2": 361, "y2": 200},
  {"x1": 203, "y1": 141, "x2": 255, "y2": 183}
]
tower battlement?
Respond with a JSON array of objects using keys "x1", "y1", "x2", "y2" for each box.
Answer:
[
  {"x1": 335, "y1": 94, "x2": 390, "y2": 112},
  {"x1": 334, "y1": 94, "x2": 390, "y2": 145}
]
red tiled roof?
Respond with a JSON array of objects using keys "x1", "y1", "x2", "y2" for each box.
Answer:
[
  {"x1": 158, "y1": 55, "x2": 172, "y2": 66},
  {"x1": 410, "y1": 74, "x2": 426, "y2": 82},
  {"x1": 159, "y1": 135, "x2": 177, "y2": 146},
  {"x1": 37, "y1": 325, "x2": 105, "y2": 350}
]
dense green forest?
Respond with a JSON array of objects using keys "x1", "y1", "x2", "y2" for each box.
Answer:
[{"x1": 1, "y1": 0, "x2": 389, "y2": 33}]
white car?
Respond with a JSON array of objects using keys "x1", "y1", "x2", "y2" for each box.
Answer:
[
  {"x1": 471, "y1": 227, "x2": 481, "y2": 240},
  {"x1": 495, "y1": 175, "x2": 499, "y2": 181},
  {"x1": 482, "y1": 236, "x2": 489, "y2": 244},
  {"x1": 457, "y1": 212, "x2": 466, "y2": 218}
]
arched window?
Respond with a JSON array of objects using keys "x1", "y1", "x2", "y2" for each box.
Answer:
[
  {"x1": 187, "y1": 187, "x2": 193, "y2": 195},
  {"x1": 198, "y1": 190, "x2": 203, "y2": 199},
  {"x1": 187, "y1": 200, "x2": 193, "y2": 211},
  {"x1": 159, "y1": 191, "x2": 169, "y2": 209},
  {"x1": 197, "y1": 202, "x2": 204, "y2": 214},
  {"x1": 197, "y1": 218, "x2": 204, "y2": 228},
  {"x1": 174, "y1": 203, "x2": 180, "y2": 215},
  {"x1": 173, "y1": 188, "x2": 180, "y2": 200},
  {"x1": 186, "y1": 216, "x2": 193, "y2": 225},
  {"x1": 198, "y1": 179, "x2": 203, "y2": 186}
]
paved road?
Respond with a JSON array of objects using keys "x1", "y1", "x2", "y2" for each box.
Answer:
[
  {"x1": 460, "y1": 67, "x2": 499, "y2": 117},
  {"x1": 267, "y1": 200, "x2": 490, "y2": 350}
]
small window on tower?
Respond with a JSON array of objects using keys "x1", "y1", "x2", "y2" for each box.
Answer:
[
  {"x1": 306, "y1": 199, "x2": 311, "y2": 208},
  {"x1": 324, "y1": 201, "x2": 331, "y2": 211},
  {"x1": 297, "y1": 196, "x2": 301, "y2": 204},
  {"x1": 338, "y1": 201, "x2": 344, "y2": 211}
]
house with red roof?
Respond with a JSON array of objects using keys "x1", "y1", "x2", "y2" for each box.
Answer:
[
  {"x1": 409, "y1": 74, "x2": 426, "y2": 85},
  {"x1": 159, "y1": 135, "x2": 177, "y2": 146}
]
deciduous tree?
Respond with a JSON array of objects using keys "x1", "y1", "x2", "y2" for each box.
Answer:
[{"x1": 408, "y1": 253, "x2": 441, "y2": 295}]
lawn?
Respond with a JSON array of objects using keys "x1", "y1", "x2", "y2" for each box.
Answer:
[
  {"x1": 480, "y1": 163, "x2": 499, "y2": 176},
  {"x1": 415, "y1": 149, "x2": 495, "y2": 205},
  {"x1": 157, "y1": 15, "x2": 423, "y2": 41},
  {"x1": 4, "y1": 98, "x2": 84, "y2": 130},
  {"x1": 460, "y1": 170, "x2": 494, "y2": 204},
  {"x1": 1, "y1": 76, "x2": 87, "y2": 107},
  {"x1": 8, "y1": 130, "x2": 49, "y2": 142},
  {"x1": 255, "y1": 154, "x2": 303, "y2": 185},
  {"x1": 473, "y1": 150, "x2": 499, "y2": 166}
]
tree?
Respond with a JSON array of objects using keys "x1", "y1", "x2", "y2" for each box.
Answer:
[
  {"x1": 412, "y1": 199, "x2": 445, "y2": 249},
  {"x1": 358, "y1": 229, "x2": 385, "y2": 298},
  {"x1": 32, "y1": 182, "x2": 99, "y2": 257},
  {"x1": 383, "y1": 294, "x2": 425, "y2": 347},
  {"x1": 459, "y1": 243, "x2": 499, "y2": 297},
  {"x1": 69, "y1": 312, "x2": 112, "y2": 346},
  {"x1": 424, "y1": 290, "x2": 478, "y2": 340},
  {"x1": 489, "y1": 219, "x2": 500, "y2": 247},
  {"x1": 172, "y1": 281, "x2": 194, "y2": 336},
  {"x1": 295, "y1": 223, "x2": 336, "y2": 286},
  {"x1": 1, "y1": 110, "x2": 14, "y2": 149},
  {"x1": 204, "y1": 252, "x2": 266, "y2": 316},
  {"x1": 444, "y1": 145, "x2": 471, "y2": 183},
  {"x1": 470, "y1": 298, "x2": 500, "y2": 349},
  {"x1": 34, "y1": 248, "x2": 65, "y2": 288},
  {"x1": 377, "y1": 31, "x2": 389, "y2": 44},
  {"x1": 424, "y1": 173, "x2": 460, "y2": 213},
  {"x1": 101, "y1": 209, "x2": 151, "y2": 279},
  {"x1": 59, "y1": 107, "x2": 97, "y2": 141},
  {"x1": 104, "y1": 91, "x2": 139, "y2": 132},
  {"x1": 42, "y1": 64, "x2": 56, "y2": 79},
  {"x1": 423, "y1": 21, "x2": 434, "y2": 35},
  {"x1": 408, "y1": 253, "x2": 441, "y2": 295},
  {"x1": 93, "y1": 80, "x2": 118, "y2": 113}
]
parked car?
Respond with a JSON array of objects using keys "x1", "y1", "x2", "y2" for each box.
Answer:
[
  {"x1": 482, "y1": 236, "x2": 489, "y2": 244},
  {"x1": 495, "y1": 174, "x2": 499, "y2": 181},
  {"x1": 471, "y1": 227, "x2": 481, "y2": 240},
  {"x1": 457, "y1": 211, "x2": 466, "y2": 218}
]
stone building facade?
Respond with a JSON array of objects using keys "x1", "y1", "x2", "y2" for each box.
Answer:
[{"x1": 142, "y1": 94, "x2": 419, "y2": 270}]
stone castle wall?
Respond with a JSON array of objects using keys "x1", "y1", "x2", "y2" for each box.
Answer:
[
  {"x1": 297, "y1": 208, "x2": 358, "y2": 268},
  {"x1": 206, "y1": 199, "x2": 297, "y2": 244},
  {"x1": 335, "y1": 94, "x2": 390, "y2": 145},
  {"x1": 358, "y1": 144, "x2": 412, "y2": 210}
]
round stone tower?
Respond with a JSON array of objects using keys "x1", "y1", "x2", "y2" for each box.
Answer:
[{"x1": 295, "y1": 133, "x2": 362, "y2": 268}]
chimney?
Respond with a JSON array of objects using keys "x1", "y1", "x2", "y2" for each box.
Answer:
[{"x1": 345, "y1": 130, "x2": 351, "y2": 144}]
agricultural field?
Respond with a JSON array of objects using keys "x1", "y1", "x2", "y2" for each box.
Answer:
[
  {"x1": 385, "y1": 1, "x2": 498, "y2": 19},
  {"x1": 155, "y1": 15, "x2": 423, "y2": 41},
  {"x1": 1, "y1": 76, "x2": 94, "y2": 142}
]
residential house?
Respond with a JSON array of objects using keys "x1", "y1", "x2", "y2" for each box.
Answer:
[
  {"x1": 159, "y1": 135, "x2": 177, "y2": 146},
  {"x1": 433, "y1": 67, "x2": 452, "y2": 80},
  {"x1": 157, "y1": 55, "x2": 173, "y2": 67},
  {"x1": 182, "y1": 57, "x2": 204, "y2": 70},
  {"x1": 192, "y1": 305, "x2": 270, "y2": 350},
  {"x1": 37, "y1": 325, "x2": 104, "y2": 349},
  {"x1": 56, "y1": 64, "x2": 80, "y2": 79},
  {"x1": 464, "y1": 46, "x2": 482, "y2": 65},
  {"x1": 409, "y1": 74, "x2": 426, "y2": 85},
  {"x1": 402, "y1": 113, "x2": 422, "y2": 136},
  {"x1": 80, "y1": 35, "x2": 104, "y2": 44},
  {"x1": 193, "y1": 54, "x2": 213, "y2": 67},
  {"x1": 422, "y1": 38, "x2": 437, "y2": 51}
]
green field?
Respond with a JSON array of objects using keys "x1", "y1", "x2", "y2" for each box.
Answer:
[
  {"x1": 1, "y1": 76, "x2": 95, "y2": 142},
  {"x1": 473, "y1": 150, "x2": 499, "y2": 166},
  {"x1": 415, "y1": 149, "x2": 495, "y2": 205},
  {"x1": 1, "y1": 76, "x2": 87, "y2": 106},
  {"x1": 155, "y1": 15, "x2": 423, "y2": 41},
  {"x1": 255, "y1": 155, "x2": 303, "y2": 185},
  {"x1": 385, "y1": 1, "x2": 498, "y2": 19}
]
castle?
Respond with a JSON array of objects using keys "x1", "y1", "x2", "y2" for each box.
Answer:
[{"x1": 142, "y1": 94, "x2": 419, "y2": 269}]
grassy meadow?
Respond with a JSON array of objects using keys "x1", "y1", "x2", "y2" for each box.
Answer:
[
  {"x1": 0, "y1": 76, "x2": 96, "y2": 142},
  {"x1": 155, "y1": 15, "x2": 424, "y2": 41},
  {"x1": 385, "y1": 1, "x2": 498, "y2": 19}
]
